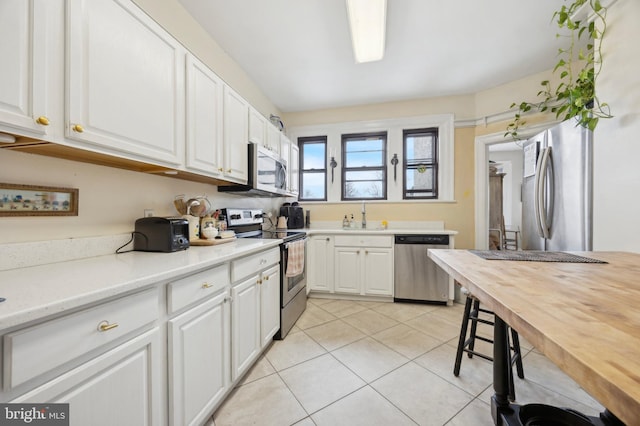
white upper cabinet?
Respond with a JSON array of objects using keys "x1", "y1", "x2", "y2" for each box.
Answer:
[
  {"x1": 266, "y1": 123, "x2": 282, "y2": 157},
  {"x1": 185, "y1": 55, "x2": 224, "y2": 177},
  {"x1": 66, "y1": 0, "x2": 185, "y2": 166},
  {"x1": 248, "y1": 107, "x2": 266, "y2": 146},
  {"x1": 289, "y1": 142, "x2": 300, "y2": 195},
  {"x1": 223, "y1": 86, "x2": 249, "y2": 183},
  {"x1": 280, "y1": 134, "x2": 291, "y2": 192},
  {"x1": 0, "y1": 0, "x2": 61, "y2": 138}
]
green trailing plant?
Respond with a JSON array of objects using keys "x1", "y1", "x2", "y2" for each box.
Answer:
[{"x1": 505, "y1": 0, "x2": 612, "y2": 139}]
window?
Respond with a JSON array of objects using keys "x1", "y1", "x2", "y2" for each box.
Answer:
[
  {"x1": 342, "y1": 132, "x2": 387, "y2": 200},
  {"x1": 298, "y1": 136, "x2": 327, "y2": 201},
  {"x1": 403, "y1": 128, "x2": 438, "y2": 199}
]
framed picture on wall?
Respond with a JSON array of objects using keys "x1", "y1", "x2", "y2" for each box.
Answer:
[{"x1": 0, "y1": 183, "x2": 79, "y2": 217}]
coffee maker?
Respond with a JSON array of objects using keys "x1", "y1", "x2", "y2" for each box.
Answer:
[{"x1": 279, "y1": 202, "x2": 305, "y2": 229}]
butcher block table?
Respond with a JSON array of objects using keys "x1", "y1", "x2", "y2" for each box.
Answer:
[{"x1": 428, "y1": 250, "x2": 639, "y2": 426}]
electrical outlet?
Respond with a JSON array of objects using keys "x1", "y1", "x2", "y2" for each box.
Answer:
[{"x1": 144, "y1": 209, "x2": 154, "y2": 217}]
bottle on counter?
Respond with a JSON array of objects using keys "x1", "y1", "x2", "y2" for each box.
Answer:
[
  {"x1": 350, "y1": 214, "x2": 355, "y2": 228},
  {"x1": 342, "y1": 215, "x2": 349, "y2": 229}
]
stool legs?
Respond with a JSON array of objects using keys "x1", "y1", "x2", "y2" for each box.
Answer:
[
  {"x1": 453, "y1": 296, "x2": 473, "y2": 376},
  {"x1": 454, "y1": 295, "x2": 525, "y2": 401}
]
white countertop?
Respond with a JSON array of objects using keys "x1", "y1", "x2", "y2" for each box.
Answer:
[
  {"x1": 303, "y1": 220, "x2": 457, "y2": 236},
  {"x1": 305, "y1": 228, "x2": 457, "y2": 236},
  {"x1": 0, "y1": 239, "x2": 280, "y2": 330},
  {"x1": 0, "y1": 223, "x2": 458, "y2": 331}
]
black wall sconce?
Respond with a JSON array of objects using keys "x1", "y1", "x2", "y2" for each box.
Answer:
[
  {"x1": 330, "y1": 156, "x2": 338, "y2": 183},
  {"x1": 390, "y1": 153, "x2": 399, "y2": 182}
]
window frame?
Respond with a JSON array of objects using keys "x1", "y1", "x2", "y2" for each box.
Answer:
[
  {"x1": 298, "y1": 136, "x2": 328, "y2": 202},
  {"x1": 285, "y1": 114, "x2": 454, "y2": 203},
  {"x1": 341, "y1": 131, "x2": 388, "y2": 201},
  {"x1": 402, "y1": 127, "x2": 439, "y2": 200}
]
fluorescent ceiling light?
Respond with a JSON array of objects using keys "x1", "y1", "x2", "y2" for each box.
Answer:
[{"x1": 346, "y1": 0, "x2": 387, "y2": 63}]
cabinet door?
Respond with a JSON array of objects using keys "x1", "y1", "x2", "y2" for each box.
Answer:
[
  {"x1": 280, "y1": 135, "x2": 291, "y2": 192},
  {"x1": 185, "y1": 55, "x2": 223, "y2": 177},
  {"x1": 334, "y1": 247, "x2": 361, "y2": 294},
  {"x1": 12, "y1": 329, "x2": 161, "y2": 426},
  {"x1": 290, "y1": 143, "x2": 300, "y2": 195},
  {"x1": 0, "y1": 0, "x2": 59, "y2": 138},
  {"x1": 266, "y1": 124, "x2": 281, "y2": 156},
  {"x1": 223, "y1": 86, "x2": 249, "y2": 183},
  {"x1": 66, "y1": 0, "x2": 184, "y2": 166},
  {"x1": 308, "y1": 236, "x2": 334, "y2": 292},
  {"x1": 231, "y1": 275, "x2": 260, "y2": 380},
  {"x1": 260, "y1": 265, "x2": 280, "y2": 348},
  {"x1": 248, "y1": 107, "x2": 266, "y2": 146},
  {"x1": 363, "y1": 248, "x2": 394, "y2": 296},
  {"x1": 169, "y1": 291, "x2": 230, "y2": 426}
]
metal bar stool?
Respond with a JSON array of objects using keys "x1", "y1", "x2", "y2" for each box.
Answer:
[{"x1": 454, "y1": 290, "x2": 525, "y2": 401}]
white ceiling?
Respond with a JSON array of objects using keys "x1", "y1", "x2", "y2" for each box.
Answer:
[{"x1": 177, "y1": 0, "x2": 565, "y2": 113}]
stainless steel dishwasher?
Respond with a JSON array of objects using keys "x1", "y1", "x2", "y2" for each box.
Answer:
[{"x1": 394, "y1": 234, "x2": 450, "y2": 304}]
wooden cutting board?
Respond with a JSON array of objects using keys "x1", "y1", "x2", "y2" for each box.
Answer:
[{"x1": 189, "y1": 237, "x2": 236, "y2": 246}]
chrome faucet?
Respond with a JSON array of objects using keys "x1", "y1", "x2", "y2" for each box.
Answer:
[{"x1": 361, "y1": 201, "x2": 367, "y2": 229}]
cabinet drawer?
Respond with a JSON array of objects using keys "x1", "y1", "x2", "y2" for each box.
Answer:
[
  {"x1": 231, "y1": 248, "x2": 280, "y2": 282},
  {"x1": 168, "y1": 263, "x2": 230, "y2": 314},
  {"x1": 3, "y1": 288, "x2": 158, "y2": 390},
  {"x1": 333, "y1": 235, "x2": 393, "y2": 248}
]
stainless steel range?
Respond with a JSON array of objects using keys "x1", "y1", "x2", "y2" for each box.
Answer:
[{"x1": 222, "y1": 208, "x2": 307, "y2": 340}]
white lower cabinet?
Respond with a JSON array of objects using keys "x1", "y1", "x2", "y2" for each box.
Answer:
[
  {"x1": 231, "y1": 274, "x2": 261, "y2": 381},
  {"x1": 12, "y1": 328, "x2": 162, "y2": 426},
  {"x1": 333, "y1": 235, "x2": 394, "y2": 297},
  {"x1": 307, "y1": 235, "x2": 334, "y2": 293},
  {"x1": 1, "y1": 247, "x2": 283, "y2": 425},
  {"x1": 334, "y1": 247, "x2": 362, "y2": 294},
  {"x1": 363, "y1": 248, "x2": 394, "y2": 296},
  {"x1": 169, "y1": 290, "x2": 230, "y2": 426},
  {"x1": 260, "y1": 264, "x2": 281, "y2": 348},
  {"x1": 230, "y1": 247, "x2": 280, "y2": 380},
  {"x1": 231, "y1": 275, "x2": 260, "y2": 380}
]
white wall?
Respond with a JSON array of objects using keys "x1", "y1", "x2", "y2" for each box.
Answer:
[
  {"x1": 132, "y1": 0, "x2": 280, "y2": 118},
  {"x1": 593, "y1": 0, "x2": 640, "y2": 252},
  {"x1": 0, "y1": 149, "x2": 286, "y2": 243}
]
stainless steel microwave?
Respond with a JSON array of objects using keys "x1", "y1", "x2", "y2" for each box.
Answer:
[{"x1": 219, "y1": 143, "x2": 288, "y2": 197}]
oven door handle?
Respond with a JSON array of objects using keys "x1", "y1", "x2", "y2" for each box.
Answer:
[{"x1": 284, "y1": 238, "x2": 307, "y2": 249}]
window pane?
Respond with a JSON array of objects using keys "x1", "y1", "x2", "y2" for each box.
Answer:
[
  {"x1": 344, "y1": 181, "x2": 383, "y2": 199},
  {"x1": 302, "y1": 172, "x2": 325, "y2": 199},
  {"x1": 302, "y1": 143, "x2": 326, "y2": 170},
  {"x1": 299, "y1": 136, "x2": 327, "y2": 201},
  {"x1": 345, "y1": 139, "x2": 384, "y2": 167},
  {"x1": 406, "y1": 134, "x2": 435, "y2": 161},
  {"x1": 345, "y1": 170, "x2": 383, "y2": 181},
  {"x1": 406, "y1": 166, "x2": 435, "y2": 190},
  {"x1": 342, "y1": 132, "x2": 387, "y2": 200},
  {"x1": 403, "y1": 128, "x2": 438, "y2": 199}
]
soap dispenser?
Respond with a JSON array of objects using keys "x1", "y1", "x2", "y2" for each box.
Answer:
[{"x1": 342, "y1": 215, "x2": 349, "y2": 229}]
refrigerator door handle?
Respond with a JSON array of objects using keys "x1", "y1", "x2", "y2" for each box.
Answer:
[{"x1": 536, "y1": 147, "x2": 553, "y2": 239}]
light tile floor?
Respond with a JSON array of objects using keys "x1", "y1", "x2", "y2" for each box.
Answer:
[{"x1": 211, "y1": 298, "x2": 603, "y2": 425}]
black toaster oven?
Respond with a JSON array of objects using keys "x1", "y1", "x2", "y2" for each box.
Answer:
[{"x1": 133, "y1": 217, "x2": 189, "y2": 252}]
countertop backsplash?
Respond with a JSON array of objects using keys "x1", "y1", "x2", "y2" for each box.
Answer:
[
  {"x1": 1, "y1": 221, "x2": 456, "y2": 271},
  {"x1": 0, "y1": 234, "x2": 133, "y2": 271}
]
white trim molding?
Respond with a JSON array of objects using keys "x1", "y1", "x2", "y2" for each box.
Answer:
[
  {"x1": 288, "y1": 114, "x2": 455, "y2": 202},
  {"x1": 474, "y1": 122, "x2": 556, "y2": 249}
]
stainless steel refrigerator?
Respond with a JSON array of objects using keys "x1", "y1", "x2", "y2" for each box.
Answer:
[{"x1": 521, "y1": 120, "x2": 593, "y2": 251}]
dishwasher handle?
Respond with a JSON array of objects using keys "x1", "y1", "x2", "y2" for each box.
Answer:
[{"x1": 394, "y1": 235, "x2": 449, "y2": 245}]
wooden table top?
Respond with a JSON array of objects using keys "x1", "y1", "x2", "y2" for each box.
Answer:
[{"x1": 428, "y1": 250, "x2": 640, "y2": 425}]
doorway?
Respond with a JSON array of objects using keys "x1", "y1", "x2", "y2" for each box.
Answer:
[{"x1": 474, "y1": 124, "x2": 552, "y2": 249}]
